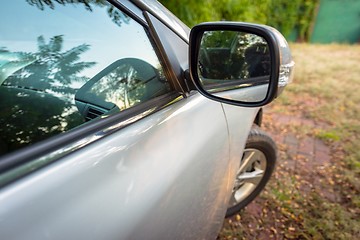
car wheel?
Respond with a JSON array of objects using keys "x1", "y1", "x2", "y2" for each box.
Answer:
[{"x1": 226, "y1": 127, "x2": 277, "y2": 218}]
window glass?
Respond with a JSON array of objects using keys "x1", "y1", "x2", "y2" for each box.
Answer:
[{"x1": 0, "y1": 0, "x2": 171, "y2": 156}]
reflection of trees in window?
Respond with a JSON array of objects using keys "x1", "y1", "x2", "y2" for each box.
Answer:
[
  {"x1": 0, "y1": 35, "x2": 95, "y2": 156},
  {"x1": 4, "y1": 35, "x2": 96, "y2": 97},
  {"x1": 26, "y1": 0, "x2": 130, "y2": 26},
  {"x1": 0, "y1": 49, "x2": 36, "y2": 85},
  {"x1": 90, "y1": 64, "x2": 147, "y2": 110}
]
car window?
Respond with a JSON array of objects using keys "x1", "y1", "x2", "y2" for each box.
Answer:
[{"x1": 0, "y1": 0, "x2": 172, "y2": 157}]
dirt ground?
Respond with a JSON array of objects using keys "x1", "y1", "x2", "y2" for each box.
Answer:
[
  {"x1": 218, "y1": 43, "x2": 360, "y2": 240},
  {"x1": 218, "y1": 103, "x2": 359, "y2": 239}
]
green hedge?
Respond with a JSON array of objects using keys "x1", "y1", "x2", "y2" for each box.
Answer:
[{"x1": 159, "y1": 0, "x2": 319, "y2": 42}]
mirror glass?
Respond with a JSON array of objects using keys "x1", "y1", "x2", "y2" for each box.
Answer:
[{"x1": 197, "y1": 30, "x2": 271, "y2": 103}]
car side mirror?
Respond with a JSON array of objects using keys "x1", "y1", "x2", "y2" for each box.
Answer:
[{"x1": 189, "y1": 22, "x2": 294, "y2": 107}]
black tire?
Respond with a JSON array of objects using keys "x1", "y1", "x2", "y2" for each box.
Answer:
[{"x1": 225, "y1": 127, "x2": 277, "y2": 218}]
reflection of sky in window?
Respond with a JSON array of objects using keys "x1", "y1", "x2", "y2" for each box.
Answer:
[{"x1": 0, "y1": 0, "x2": 160, "y2": 78}]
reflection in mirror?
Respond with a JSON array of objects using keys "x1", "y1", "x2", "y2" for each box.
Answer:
[{"x1": 198, "y1": 31, "x2": 271, "y2": 103}]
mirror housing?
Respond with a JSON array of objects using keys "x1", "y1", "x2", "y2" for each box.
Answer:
[{"x1": 189, "y1": 22, "x2": 294, "y2": 107}]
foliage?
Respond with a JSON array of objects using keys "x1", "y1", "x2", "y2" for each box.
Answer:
[
  {"x1": 159, "y1": 0, "x2": 320, "y2": 41},
  {"x1": 159, "y1": 0, "x2": 218, "y2": 26},
  {"x1": 214, "y1": 0, "x2": 270, "y2": 24},
  {"x1": 267, "y1": 0, "x2": 319, "y2": 41}
]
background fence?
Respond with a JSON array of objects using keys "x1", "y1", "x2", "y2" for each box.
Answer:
[{"x1": 311, "y1": 0, "x2": 360, "y2": 43}]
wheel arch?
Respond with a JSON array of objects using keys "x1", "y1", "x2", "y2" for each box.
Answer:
[{"x1": 253, "y1": 108, "x2": 263, "y2": 127}]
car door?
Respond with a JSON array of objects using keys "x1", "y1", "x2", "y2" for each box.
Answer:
[{"x1": 0, "y1": 1, "x2": 247, "y2": 239}]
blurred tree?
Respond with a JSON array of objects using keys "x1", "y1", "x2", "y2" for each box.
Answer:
[
  {"x1": 159, "y1": 0, "x2": 319, "y2": 41},
  {"x1": 214, "y1": 0, "x2": 270, "y2": 24},
  {"x1": 159, "y1": 0, "x2": 219, "y2": 26}
]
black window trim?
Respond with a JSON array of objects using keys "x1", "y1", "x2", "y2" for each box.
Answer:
[
  {"x1": 109, "y1": 0, "x2": 147, "y2": 26},
  {"x1": 112, "y1": 0, "x2": 186, "y2": 97},
  {"x1": 144, "y1": 11, "x2": 189, "y2": 95}
]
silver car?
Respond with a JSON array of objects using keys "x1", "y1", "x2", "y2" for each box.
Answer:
[{"x1": 0, "y1": 0, "x2": 294, "y2": 239}]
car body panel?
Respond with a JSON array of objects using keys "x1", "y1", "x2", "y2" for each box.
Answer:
[
  {"x1": 0, "y1": 93, "x2": 256, "y2": 239},
  {"x1": 222, "y1": 104, "x2": 258, "y2": 167}
]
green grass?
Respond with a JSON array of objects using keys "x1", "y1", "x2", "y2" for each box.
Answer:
[
  {"x1": 315, "y1": 130, "x2": 341, "y2": 142},
  {"x1": 219, "y1": 43, "x2": 360, "y2": 239}
]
